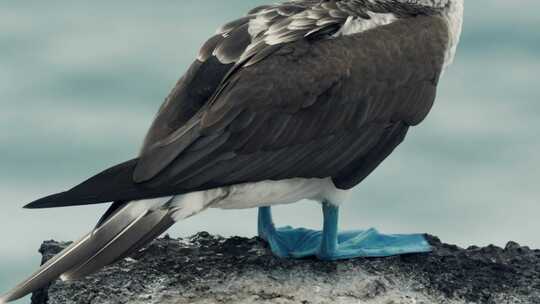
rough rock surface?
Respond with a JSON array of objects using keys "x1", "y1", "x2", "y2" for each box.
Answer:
[{"x1": 31, "y1": 233, "x2": 540, "y2": 304}]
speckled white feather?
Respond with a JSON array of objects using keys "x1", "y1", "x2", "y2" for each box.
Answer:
[
  {"x1": 442, "y1": 0, "x2": 464, "y2": 68},
  {"x1": 333, "y1": 12, "x2": 397, "y2": 37},
  {"x1": 248, "y1": 12, "x2": 273, "y2": 37}
]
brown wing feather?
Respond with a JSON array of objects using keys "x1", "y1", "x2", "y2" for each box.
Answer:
[{"x1": 137, "y1": 15, "x2": 449, "y2": 191}]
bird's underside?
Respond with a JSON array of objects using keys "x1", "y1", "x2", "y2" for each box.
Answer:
[{"x1": 1, "y1": 0, "x2": 463, "y2": 302}]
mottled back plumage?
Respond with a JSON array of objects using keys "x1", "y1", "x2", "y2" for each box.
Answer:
[{"x1": 133, "y1": 0, "x2": 452, "y2": 187}]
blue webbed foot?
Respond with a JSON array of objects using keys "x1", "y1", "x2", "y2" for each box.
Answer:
[{"x1": 257, "y1": 204, "x2": 432, "y2": 261}]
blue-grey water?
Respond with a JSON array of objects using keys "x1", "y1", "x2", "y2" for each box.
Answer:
[{"x1": 1, "y1": 1, "x2": 539, "y2": 303}]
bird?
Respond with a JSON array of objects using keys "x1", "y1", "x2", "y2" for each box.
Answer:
[{"x1": 1, "y1": 0, "x2": 464, "y2": 302}]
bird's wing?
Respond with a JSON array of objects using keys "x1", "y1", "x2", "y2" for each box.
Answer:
[
  {"x1": 138, "y1": 0, "x2": 448, "y2": 158},
  {"x1": 135, "y1": 14, "x2": 449, "y2": 189},
  {"x1": 139, "y1": 1, "x2": 338, "y2": 156},
  {"x1": 139, "y1": 2, "x2": 351, "y2": 158},
  {"x1": 26, "y1": 4, "x2": 450, "y2": 208},
  {"x1": 135, "y1": 0, "x2": 449, "y2": 182}
]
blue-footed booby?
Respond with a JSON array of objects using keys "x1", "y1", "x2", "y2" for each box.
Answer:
[{"x1": 1, "y1": 0, "x2": 464, "y2": 302}]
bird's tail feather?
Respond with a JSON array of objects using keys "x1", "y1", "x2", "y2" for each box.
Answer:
[
  {"x1": 62, "y1": 209, "x2": 174, "y2": 280},
  {"x1": 0, "y1": 199, "x2": 175, "y2": 303}
]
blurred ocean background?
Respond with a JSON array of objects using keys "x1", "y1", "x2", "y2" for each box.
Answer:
[{"x1": 0, "y1": 1, "x2": 538, "y2": 302}]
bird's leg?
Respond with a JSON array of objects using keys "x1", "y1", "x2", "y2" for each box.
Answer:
[
  {"x1": 318, "y1": 201, "x2": 339, "y2": 260},
  {"x1": 257, "y1": 206, "x2": 323, "y2": 258},
  {"x1": 257, "y1": 202, "x2": 433, "y2": 260},
  {"x1": 316, "y1": 199, "x2": 433, "y2": 260},
  {"x1": 316, "y1": 200, "x2": 371, "y2": 260},
  {"x1": 317, "y1": 201, "x2": 431, "y2": 260},
  {"x1": 257, "y1": 206, "x2": 303, "y2": 258},
  {"x1": 257, "y1": 206, "x2": 275, "y2": 242}
]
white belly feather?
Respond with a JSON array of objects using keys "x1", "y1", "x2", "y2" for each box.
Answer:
[{"x1": 163, "y1": 178, "x2": 350, "y2": 221}]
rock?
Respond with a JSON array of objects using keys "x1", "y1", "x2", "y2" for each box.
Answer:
[
  {"x1": 31, "y1": 233, "x2": 540, "y2": 304},
  {"x1": 505, "y1": 241, "x2": 521, "y2": 251}
]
